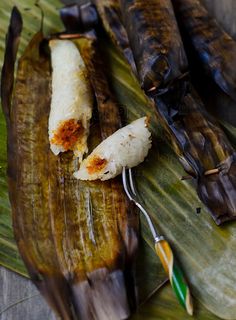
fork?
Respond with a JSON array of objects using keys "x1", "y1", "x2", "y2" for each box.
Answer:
[{"x1": 122, "y1": 167, "x2": 193, "y2": 315}]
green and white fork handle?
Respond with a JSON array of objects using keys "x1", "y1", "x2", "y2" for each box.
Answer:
[
  {"x1": 155, "y1": 235, "x2": 193, "y2": 315},
  {"x1": 135, "y1": 199, "x2": 193, "y2": 315}
]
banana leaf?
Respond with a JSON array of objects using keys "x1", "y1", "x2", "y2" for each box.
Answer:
[
  {"x1": 0, "y1": 1, "x2": 236, "y2": 319},
  {"x1": 133, "y1": 283, "x2": 222, "y2": 320}
]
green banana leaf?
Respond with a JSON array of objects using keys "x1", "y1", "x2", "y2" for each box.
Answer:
[
  {"x1": 0, "y1": 1, "x2": 236, "y2": 319},
  {"x1": 133, "y1": 284, "x2": 223, "y2": 320}
]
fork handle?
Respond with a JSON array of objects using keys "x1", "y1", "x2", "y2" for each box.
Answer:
[{"x1": 155, "y1": 239, "x2": 193, "y2": 315}]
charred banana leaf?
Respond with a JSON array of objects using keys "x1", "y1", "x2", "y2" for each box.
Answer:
[
  {"x1": 156, "y1": 81, "x2": 236, "y2": 225},
  {"x1": 118, "y1": 0, "x2": 236, "y2": 224},
  {"x1": 75, "y1": 36, "x2": 122, "y2": 139},
  {"x1": 60, "y1": 0, "x2": 137, "y2": 74},
  {"x1": 60, "y1": 2, "x2": 99, "y2": 33},
  {"x1": 119, "y1": 0, "x2": 188, "y2": 92},
  {"x1": 1, "y1": 8, "x2": 139, "y2": 320},
  {"x1": 91, "y1": 0, "x2": 137, "y2": 75},
  {"x1": 172, "y1": 0, "x2": 236, "y2": 102}
]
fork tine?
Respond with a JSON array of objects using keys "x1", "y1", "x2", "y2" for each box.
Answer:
[
  {"x1": 128, "y1": 168, "x2": 137, "y2": 196},
  {"x1": 122, "y1": 167, "x2": 133, "y2": 201},
  {"x1": 123, "y1": 167, "x2": 159, "y2": 241}
]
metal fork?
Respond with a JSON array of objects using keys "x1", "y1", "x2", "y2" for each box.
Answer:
[{"x1": 122, "y1": 167, "x2": 193, "y2": 316}]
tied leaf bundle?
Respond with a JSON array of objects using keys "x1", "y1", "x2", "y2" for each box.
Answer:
[{"x1": 118, "y1": 0, "x2": 236, "y2": 225}]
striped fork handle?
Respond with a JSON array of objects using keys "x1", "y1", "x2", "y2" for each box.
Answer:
[{"x1": 155, "y1": 239, "x2": 193, "y2": 316}]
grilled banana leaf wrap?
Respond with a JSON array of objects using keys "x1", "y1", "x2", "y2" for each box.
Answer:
[
  {"x1": 1, "y1": 8, "x2": 139, "y2": 320},
  {"x1": 60, "y1": 2, "x2": 99, "y2": 33},
  {"x1": 60, "y1": 0, "x2": 137, "y2": 74},
  {"x1": 172, "y1": 0, "x2": 236, "y2": 102},
  {"x1": 156, "y1": 81, "x2": 236, "y2": 225},
  {"x1": 119, "y1": 0, "x2": 188, "y2": 92},
  {"x1": 118, "y1": 0, "x2": 236, "y2": 224}
]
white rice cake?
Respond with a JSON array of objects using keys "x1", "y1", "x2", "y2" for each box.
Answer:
[
  {"x1": 74, "y1": 117, "x2": 152, "y2": 180},
  {"x1": 49, "y1": 39, "x2": 93, "y2": 161}
]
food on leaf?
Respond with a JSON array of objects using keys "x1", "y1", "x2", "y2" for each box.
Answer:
[{"x1": 1, "y1": 9, "x2": 139, "y2": 319}]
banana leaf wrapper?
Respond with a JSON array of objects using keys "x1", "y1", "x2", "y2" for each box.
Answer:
[
  {"x1": 91, "y1": 0, "x2": 137, "y2": 75},
  {"x1": 1, "y1": 8, "x2": 139, "y2": 320},
  {"x1": 59, "y1": 0, "x2": 137, "y2": 74},
  {"x1": 172, "y1": 0, "x2": 236, "y2": 102},
  {"x1": 170, "y1": 0, "x2": 236, "y2": 129},
  {"x1": 60, "y1": 2, "x2": 99, "y2": 33},
  {"x1": 155, "y1": 81, "x2": 236, "y2": 225},
  {"x1": 119, "y1": 0, "x2": 188, "y2": 92},
  {"x1": 117, "y1": 0, "x2": 236, "y2": 224},
  {"x1": 178, "y1": 31, "x2": 236, "y2": 129},
  {"x1": 72, "y1": 35, "x2": 120, "y2": 137}
]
